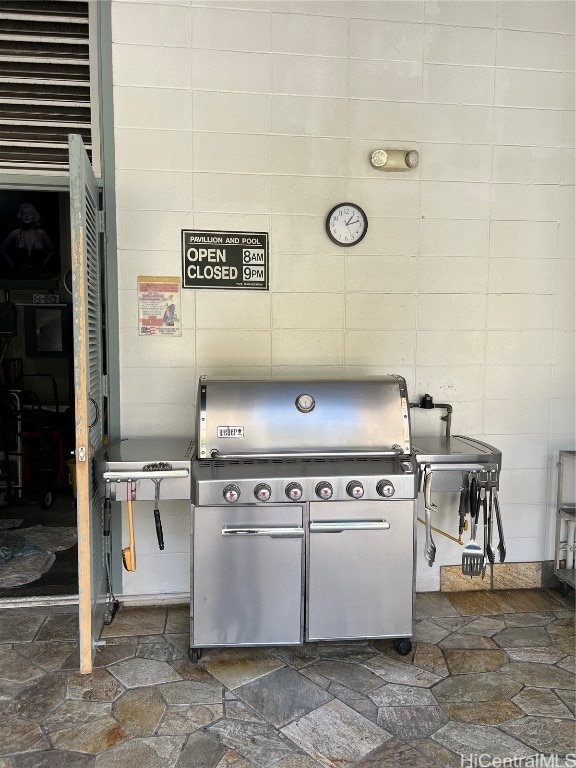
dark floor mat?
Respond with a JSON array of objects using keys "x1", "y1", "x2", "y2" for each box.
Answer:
[{"x1": 0, "y1": 496, "x2": 78, "y2": 597}]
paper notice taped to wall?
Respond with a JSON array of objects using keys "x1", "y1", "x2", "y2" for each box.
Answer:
[{"x1": 138, "y1": 275, "x2": 181, "y2": 337}]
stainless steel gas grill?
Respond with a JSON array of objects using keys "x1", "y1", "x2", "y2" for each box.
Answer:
[{"x1": 188, "y1": 376, "x2": 418, "y2": 662}]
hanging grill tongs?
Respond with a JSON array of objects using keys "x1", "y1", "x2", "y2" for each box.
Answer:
[
  {"x1": 423, "y1": 466, "x2": 437, "y2": 566},
  {"x1": 461, "y1": 470, "x2": 505, "y2": 577},
  {"x1": 457, "y1": 476, "x2": 469, "y2": 538},
  {"x1": 490, "y1": 469, "x2": 506, "y2": 562}
]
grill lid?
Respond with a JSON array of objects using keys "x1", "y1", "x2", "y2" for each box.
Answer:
[{"x1": 196, "y1": 376, "x2": 412, "y2": 459}]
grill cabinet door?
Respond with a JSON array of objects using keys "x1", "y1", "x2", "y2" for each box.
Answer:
[
  {"x1": 307, "y1": 500, "x2": 415, "y2": 641},
  {"x1": 192, "y1": 505, "x2": 304, "y2": 647}
]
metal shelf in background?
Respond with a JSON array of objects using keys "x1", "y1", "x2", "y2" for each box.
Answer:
[{"x1": 554, "y1": 451, "x2": 576, "y2": 593}]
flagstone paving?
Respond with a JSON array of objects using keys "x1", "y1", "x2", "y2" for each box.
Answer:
[{"x1": 0, "y1": 588, "x2": 573, "y2": 766}]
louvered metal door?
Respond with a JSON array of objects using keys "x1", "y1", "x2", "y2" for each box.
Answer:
[
  {"x1": 0, "y1": 0, "x2": 96, "y2": 174},
  {"x1": 69, "y1": 133, "x2": 105, "y2": 674}
]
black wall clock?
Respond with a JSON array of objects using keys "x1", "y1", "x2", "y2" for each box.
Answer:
[{"x1": 326, "y1": 202, "x2": 368, "y2": 247}]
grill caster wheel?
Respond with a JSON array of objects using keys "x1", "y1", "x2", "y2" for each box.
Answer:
[
  {"x1": 393, "y1": 638, "x2": 412, "y2": 656},
  {"x1": 188, "y1": 648, "x2": 203, "y2": 663},
  {"x1": 41, "y1": 489, "x2": 54, "y2": 509}
]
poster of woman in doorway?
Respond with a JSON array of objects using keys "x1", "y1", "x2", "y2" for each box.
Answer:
[{"x1": 0, "y1": 191, "x2": 60, "y2": 282}]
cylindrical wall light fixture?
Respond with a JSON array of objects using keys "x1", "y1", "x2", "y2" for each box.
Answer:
[{"x1": 370, "y1": 149, "x2": 419, "y2": 171}]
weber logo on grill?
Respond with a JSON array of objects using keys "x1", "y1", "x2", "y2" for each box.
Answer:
[{"x1": 217, "y1": 426, "x2": 244, "y2": 438}]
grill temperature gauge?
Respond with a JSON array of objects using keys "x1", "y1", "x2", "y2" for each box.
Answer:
[
  {"x1": 254, "y1": 483, "x2": 271, "y2": 502},
  {"x1": 376, "y1": 480, "x2": 395, "y2": 498},
  {"x1": 285, "y1": 482, "x2": 303, "y2": 501},
  {"x1": 223, "y1": 484, "x2": 240, "y2": 503}
]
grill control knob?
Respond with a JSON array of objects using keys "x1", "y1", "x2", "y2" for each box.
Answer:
[
  {"x1": 254, "y1": 483, "x2": 271, "y2": 502},
  {"x1": 315, "y1": 481, "x2": 333, "y2": 500},
  {"x1": 346, "y1": 481, "x2": 364, "y2": 499},
  {"x1": 376, "y1": 480, "x2": 395, "y2": 498},
  {"x1": 285, "y1": 482, "x2": 303, "y2": 501},
  {"x1": 223, "y1": 484, "x2": 240, "y2": 503}
]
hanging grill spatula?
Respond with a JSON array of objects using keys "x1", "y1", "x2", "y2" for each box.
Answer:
[{"x1": 462, "y1": 475, "x2": 484, "y2": 577}]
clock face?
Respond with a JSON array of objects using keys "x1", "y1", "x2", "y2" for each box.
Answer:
[{"x1": 326, "y1": 203, "x2": 368, "y2": 247}]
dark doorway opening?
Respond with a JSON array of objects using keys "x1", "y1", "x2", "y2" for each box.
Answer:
[{"x1": 0, "y1": 188, "x2": 78, "y2": 599}]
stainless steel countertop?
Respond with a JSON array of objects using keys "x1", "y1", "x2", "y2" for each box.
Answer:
[{"x1": 412, "y1": 435, "x2": 501, "y2": 466}]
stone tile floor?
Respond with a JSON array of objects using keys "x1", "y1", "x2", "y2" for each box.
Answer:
[{"x1": 0, "y1": 588, "x2": 574, "y2": 767}]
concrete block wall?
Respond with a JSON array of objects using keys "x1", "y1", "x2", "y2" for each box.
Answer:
[{"x1": 110, "y1": 0, "x2": 575, "y2": 596}]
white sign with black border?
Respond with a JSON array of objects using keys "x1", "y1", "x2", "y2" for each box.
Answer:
[{"x1": 182, "y1": 230, "x2": 268, "y2": 291}]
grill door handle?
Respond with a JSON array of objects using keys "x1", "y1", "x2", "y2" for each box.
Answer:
[
  {"x1": 222, "y1": 527, "x2": 305, "y2": 538},
  {"x1": 209, "y1": 449, "x2": 404, "y2": 459},
  {"x1": 310, "y1": 521, "x2": 390, "y2": 533}
]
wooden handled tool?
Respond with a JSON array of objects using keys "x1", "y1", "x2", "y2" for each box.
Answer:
[{"x1": 122, "y1": 497, "x2": 136, "y2": 571}]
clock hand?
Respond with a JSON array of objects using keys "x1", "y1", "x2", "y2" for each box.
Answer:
[{"x1": 346, "y1": 219, "x2": 360, "y2": 227}]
